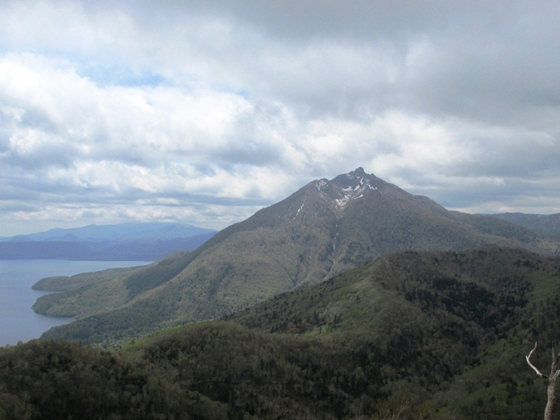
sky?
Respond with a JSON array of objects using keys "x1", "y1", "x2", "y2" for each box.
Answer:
[{"x1": 1, "y1": 0, "x2": 560, "y2": 236}]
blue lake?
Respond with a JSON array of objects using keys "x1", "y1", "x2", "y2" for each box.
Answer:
[{"x1": 0, "y1": 260, "x2": 150, "y2": 346}]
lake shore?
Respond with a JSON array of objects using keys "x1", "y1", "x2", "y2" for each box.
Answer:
[{"x1": 0, "y1": 260, "x2": 149, "y2": 346}]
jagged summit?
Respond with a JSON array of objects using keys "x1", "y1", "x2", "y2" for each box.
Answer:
[
  {"x1": 332, "y1": 167, "x2": 381, "y2": 187},
  {"x1": 308, "y1": 168, "x2": 387, "y2": 211},
  {"x1": 313, "y1": 168, "x2": 381, "y2": 188}
]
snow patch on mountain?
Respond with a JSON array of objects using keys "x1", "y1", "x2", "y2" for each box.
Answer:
[
  {"x1": 309, "y1": 168, "x2": 385, "y2": 213},
  {"x1": 335, "y1": 188, "x2": 368, "y2": 208},
  {"x1": 293, "y1": 202, "x2": 306, "y2": 219},
  {"x1": 315, "y1": 180, "x2": 328, "y2": 191}
]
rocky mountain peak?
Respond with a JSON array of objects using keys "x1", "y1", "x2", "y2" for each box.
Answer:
[
  {"x1": 309, "y1": 168, "x2": 385, "y2": 211},
  {"x1": 332, "y1": 167, "x2": 382, "y2": 189},
  {"x1": 37, "y1": 166, "x2": 560, "y2": 347}
]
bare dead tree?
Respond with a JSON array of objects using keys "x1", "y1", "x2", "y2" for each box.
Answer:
[{"x1": 526, "y1": 342, "x2": 560, "y2": 420}]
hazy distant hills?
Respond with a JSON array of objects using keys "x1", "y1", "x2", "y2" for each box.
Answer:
[
  {"x1": 35, "y1": 168, "x2": 560, "y2": 346},
  {"x1": 0, "y1": 223, "x2": 217, "y2": 261},
  {"x1": 489, "y1": 212, "x2": 560, "y2": 239},
  {"x1": 5, "y1": 247, "x2": 560, "y2": 418}
]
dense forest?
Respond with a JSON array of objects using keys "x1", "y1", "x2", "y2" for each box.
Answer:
[{"x1": 2, "y1": 247, "x2": 560, "y2": 419}]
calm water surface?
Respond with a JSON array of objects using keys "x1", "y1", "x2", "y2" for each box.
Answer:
[{"x1": 0, "y1": 260, "x2": 149, "y2": 346}]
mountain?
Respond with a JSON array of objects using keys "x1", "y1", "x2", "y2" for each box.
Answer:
[
  {"x1": 0, "y1": 222, "x2": 215, "y2": 243},
  {"x1": 34, "y1": 168, "x2": 560, "y2": 347},
  {"x1": 3, "y1": 247, "x2": 560, "y2": 419},
  {"x1": 224, "y1": 247, "x2": 560, "y2": 419},
  {"x1": 489, "y1": 212, "x2": 560, "y2": 239},
  {"x1": 0, "y1": 223, "x2": 217, "y2": 261}
]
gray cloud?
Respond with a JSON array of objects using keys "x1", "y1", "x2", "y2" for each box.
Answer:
[{"x1": 0, "y1": 0, "x2": 559, "y2": 235}]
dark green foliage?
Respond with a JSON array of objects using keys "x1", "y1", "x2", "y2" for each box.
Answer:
[
  {"x1": 124, "y1": 252, "x2": 193, "y2": 299},
  {"x1": 32, "y1": 266, "x2": 141, "y2": 292},
  {"x1": 0, "y1": 339, "x2": 229, "y2": 419},
  {"x1": 227, "y1": 248, "x2": 560, "y2": 418},
  {"x1": 41, "y1": 302, "x2": 176, "y2": 348},
  {"x1": 140, "y1": 322, "x2": 384, "y2": 419},
  {"x1": 5, "y1": 247, "x2": 560, "y2": 418}
]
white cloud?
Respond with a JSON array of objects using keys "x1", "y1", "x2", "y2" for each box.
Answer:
[{"x1": 0, "y1": 0, "x2": 560, "y2": 236}]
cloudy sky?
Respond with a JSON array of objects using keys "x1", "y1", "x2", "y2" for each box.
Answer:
[{"x1": 1, "y1": 0, "x2": 559, "y2": 236}]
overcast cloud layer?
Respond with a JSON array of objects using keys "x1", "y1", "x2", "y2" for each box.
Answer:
[{"x1": 1, "y1": 0, "x2": 559, "y2": 236}]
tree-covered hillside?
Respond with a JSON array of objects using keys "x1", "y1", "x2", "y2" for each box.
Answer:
[
  {"x1": 490, "y1": 212, "x2": 560, "y2": 240},
  {"x1": 2, "y1": 248, "x2": 560, "y2": 419}
]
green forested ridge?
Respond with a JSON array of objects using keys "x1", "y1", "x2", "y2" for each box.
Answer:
[
  {"x1": 32, "y1": 266, "x2": 143, "y2": 292},
  {"x1": 227, "y1": 247, "x2": 560, "y2": 419},
  {"x1": 490, "y1": 212, "x2": 560, "y2": 240},
  {"x1": 32, "y1": 252, "x2": 193, "y2": 322},
  {"x1": 33, "y1": 169, "x2": 560, "y2": 347},
  {"x1": 3, "y1": 247, "x2": 560, "y2": 419}
]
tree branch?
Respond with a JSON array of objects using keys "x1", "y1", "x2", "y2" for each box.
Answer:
[{"x1": 526, "y1": 342, "x2": 548, "y2": 379}]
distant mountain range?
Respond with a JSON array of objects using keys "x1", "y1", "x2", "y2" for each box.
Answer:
[
  {"x1": 0, "y1": 223, "x2": 217, "y2": 261},
  {"x1": 489, "y1": 212, "x2": 560, "y2": 239},
  {"x1": 33, "y1": 168, "x2": 560, "y2": 347}
]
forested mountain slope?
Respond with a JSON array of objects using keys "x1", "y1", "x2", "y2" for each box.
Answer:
[
  {"x1": 3, "y1": 247, "x2": 560, "y2": 419},
  {"x1": 490, "y1": 212, "x2": 560, "y2": 240},
  {"x1": 35, "y1": 168, "x2": 560, "y2": 347}
]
